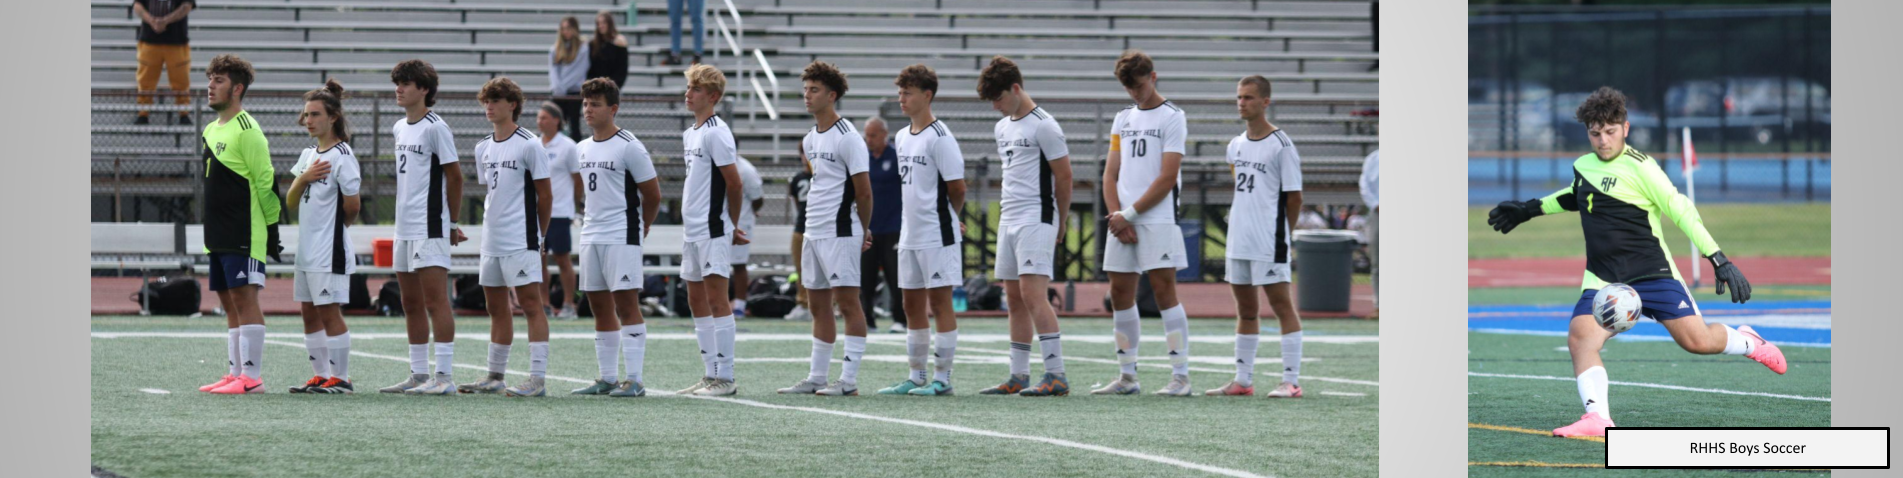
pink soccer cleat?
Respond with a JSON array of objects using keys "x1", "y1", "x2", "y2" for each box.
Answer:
[
  {"x1": 1738, "y1": 325, "x2": 1787, "y2": 374},
  {"x1": 1203, "y1": 381, "x2": 1255, "y2": 396},
  {"x1": 1264, "y1": 382, "x2": 1303, "y2": 398},
  {"x1": 199, "y1": 374, "x2": 238, "y2": 392},
  {"x1": 1552, "y1": 412, "x2": 1614, "y2": 438},
  {"x1": 209, "y1": 375, "x2": 263, "y2": 394}
]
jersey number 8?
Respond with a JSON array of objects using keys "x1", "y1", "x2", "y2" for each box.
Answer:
[{"x1": 587, "y1": 172, "x2": 598, "y2": 191}]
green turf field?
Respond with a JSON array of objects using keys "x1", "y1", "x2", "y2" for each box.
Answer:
[
  {"x1": 1468, "y1": 203, "x2": 1830, "y2": 259},
  {"x1": 1467, "y1": 331, "x2": 1831, "y2": 476},
  {"x1": 92, "y1": 315, "x2": 1377, "y2": 478}
]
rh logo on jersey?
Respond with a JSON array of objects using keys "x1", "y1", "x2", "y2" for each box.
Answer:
[{"x1": 1601, "y1": 176, "x2": 1617, "y2": 192}]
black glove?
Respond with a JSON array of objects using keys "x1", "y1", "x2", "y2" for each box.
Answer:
[
  {"x1": 1486, "y1": 199, "x2": 1542, "y2": 234},
  {"x1": 266, "y1": 224, "x2": 285, "y2": 263},
  {"x1": 1707, "y1": 251, "x2": 1750, "y2": 303}
]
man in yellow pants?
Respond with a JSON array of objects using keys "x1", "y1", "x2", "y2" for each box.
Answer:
[{"x1": 134, "y1": 0, "x2": 196, "y2": 125}]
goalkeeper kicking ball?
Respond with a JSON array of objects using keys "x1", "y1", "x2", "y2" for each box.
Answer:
[{"x1": 1592, "y1": 283, "x2": 1643, "y2": 333}]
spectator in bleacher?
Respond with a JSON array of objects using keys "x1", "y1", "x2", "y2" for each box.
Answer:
[
  {"x1": 860, "y1": 116, "x2": 906, "y2": 333},
  {"x1": 587, "y1": 11, "x2": 630, "y2": 96},
  {"x1": 1359, "y1": 149, "x2": 1379, "y2": 319},
  {"x1": 133, "y1": 0, "x2": 196, "y2": 126},
  {"x1": 548, "y1": 16, "x2": 592, "y2": 141},
  {"x1": 663, "y1": 0, "x2": 706, "y2": 66}
]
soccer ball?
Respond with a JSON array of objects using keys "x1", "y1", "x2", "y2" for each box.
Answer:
[{"x1": 1592, "y1": 283, "x2": 1642, "y2": 333}]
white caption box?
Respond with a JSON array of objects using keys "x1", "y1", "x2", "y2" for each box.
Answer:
[{"x1": 1606, "y1": 428, "x2": 1889, "y2": 469}]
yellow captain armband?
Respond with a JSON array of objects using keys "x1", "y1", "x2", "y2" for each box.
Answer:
[{"x1": 1109, "y1": 134, "x2": 1121, "y2": 151}]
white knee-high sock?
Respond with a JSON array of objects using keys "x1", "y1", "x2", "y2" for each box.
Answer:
[
  {"x1": 714, "y1": 315, "x2": 737, "y2": 381},
  {"x1": 692, "y1": 316, "x2": 716, "y2": 378},
  {"x1": 238, "y1": 324, "x2": 265, "y2": 379},
  {"x1": 1112, "y1": 307, "x2": 1141, "y2": 375},
  {"x1": 1234, "y1": 333, "x2": 1260, "y2": 386},
  {"x1": 303, "y1": 331, "x2": 331, "y2": 378},
  {"x1": 487, "y1": 342, "x2": 511, "y2": 375},
  {"x1": 1161, "y1": 305, "x2": 1190, "y2": 376},
  {"x1": 1720, "y1": 324, "x2": 1757, "y2": 356},
  {"x1": 841, "y1": 335, "x2": 867, "y2": 383},
  {"x1": 1008, "y1": 342, "x2": 1032, "y2": 376},
  {"x1": 808, "y1": 338, "x2": 834, "y2": 383},
  {"x1": 621, "y1": 324, "x2": 647, "y2": 383},
  {"x1": 326, "y1": 332, "x2": 351, "y2": 380},
  {"x1": 1280, "y1": 331, "x2": 1303, "y2": 385},
  {"x1": 432, "y1": 341, "x2": 454, "y2": 379},
  {"x1": 1038, "y1": 333, "x2": 1065, "y2": 375},
  {"x1": 1577, "y1": 366, "x2": 1611, "y2": 419},
  {"x1": 906, "y1": 328, "x2": 931, "y2": 383},
  {"x1": 594, "y1": 330, "x2": 620, "y2": 382},
  {"x1": 408, "y1": 343, "x2": 429, "y2": 375},
  {"x1": 226, "y1": 328, "x2": 241, "y2": 376},
  {"x1": 933, "y1": 330, "x2": 959, "y2": 383},
  {"x1": 528, "y1": 342, "x2": 549, "y2": 378}
]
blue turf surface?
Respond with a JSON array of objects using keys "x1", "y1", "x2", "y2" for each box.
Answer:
[{"x1": 1469, "y1": 301, "x2": 1832, "y2": 347}]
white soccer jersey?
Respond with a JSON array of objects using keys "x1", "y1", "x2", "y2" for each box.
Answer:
[
  {"x1": 1111, "y1": 101, "x2": 1188, "y2": 225},
  {"x1": 995, "y1": 107, "x2": 1070, "y2": 227},
  {"x1": 475, "y1": 127, "x2": 552, "y2": 256},
  {"x1": 290, "y1": 142, "x2": 362, "y2": 274},
  {"x1": 1227, "y1": 129, "x2": 1304, "y2": 263},
  {"x1": 391, "y1": 112, "x2": 460, "y2": 239},
  {"x1": 542, "y1": 133, "x2": 580, "y2": 219},
  {"x1": 896, "y1": 120, "x2": 966, "y2": 249},
  {"x1": 577, "y1": 129, "x2": 659, "y2": 245},
  {"x1": 736, "y1": 157, "x2": 763, "y2": 232},
  {"x1": 801, "y1": 118, "x2": 870, "y2": 239},
  {"x1": 682, "y1": 115, "x2": 739, "y2": 241}
]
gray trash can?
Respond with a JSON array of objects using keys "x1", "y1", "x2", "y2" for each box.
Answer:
[{"x1": 1293, "y1": 230, "x2": 1359, "y2": 312}]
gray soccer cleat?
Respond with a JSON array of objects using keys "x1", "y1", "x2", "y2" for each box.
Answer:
[
  {"x1": 571, "y1": 379, "x2": 618, "y2": 395},
  {"x1": 607, "y1": 380, "x2": 647, "y2": 397},
  {"x1": 1153, "y1": 374, "x2": 1194, "y2": 397},
  {"x1": 694, "y1": 378, "x2": 737, "y2": 396},
  {"x1": 815, "y1": 380, "x2": 858, "y2": 396},
  {"x1": 1088, "y1": 373, "x2": 1142, "y2": 395},
  {"x1": 379, "y1": 373, "x2": 430, "y2": 394},
  {"x1": 403, "y1": 375, "x2": 455, "y2": 395},
  {"x1": 776, "y1": 378, "x2": 827, "y2": 394},
  {"x1": 504, "y1": 376, "x2": 546, "y2": 397},
  {"x1": 458, "y1": 372, "x2": 507, "y2": 394},
  {"x1": 676, "y1": 377, "x2": 714, "y2": 395}
]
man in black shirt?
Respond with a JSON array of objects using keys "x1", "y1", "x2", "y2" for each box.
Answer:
[{"x1": 133, "y1": 0, "x2": 196, "y2": 125}]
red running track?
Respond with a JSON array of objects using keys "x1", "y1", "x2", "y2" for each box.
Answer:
[{"x1": 1469, "y1": 256, "x2": 1829, "y2": 288}]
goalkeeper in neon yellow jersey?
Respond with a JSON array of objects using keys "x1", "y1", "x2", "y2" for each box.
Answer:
[{"x1": 1486, "y1": 87, "x2": 1786, "y2": 438}]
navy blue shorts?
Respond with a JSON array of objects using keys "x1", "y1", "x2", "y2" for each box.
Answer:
[
  {"x1": 545, "y1": 218, "x2": 573, "y2": 254},
  {"x1": 1572, "y1": 277, "x2": 1701, "y2": 321},
  {"x1": 207, "y1": 252, "x2": 265, "y2": 291}
]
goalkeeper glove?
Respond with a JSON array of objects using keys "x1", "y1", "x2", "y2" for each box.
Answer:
[
  {"x1": 1486, "y1": 199, "x2": 1543, "y2": 234},
  {"x1": 1707, "y1": 251, "x2": 1751, "y2": 303}
]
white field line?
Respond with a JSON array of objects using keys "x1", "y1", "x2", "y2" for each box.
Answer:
[
  {"x1": 737, "y1": 355, "x2": 1317, "y2": 366},
  {"x1": 138, "y1": 388, "x2": 170, "y2": 394},
  {"x1": 1467, "y1": 372, "x2": 1830, "y2": 402},
  {"x1": 94, "y1": 331, "x2": 1376, "y2": 345},
  {"x1": 932, "y1": 344, "x2": 1379, "y2": 388},
  {"x1": 255, "y1": 340, "x2": 1270, "y2": 478},
  {"x1": 1470, "y1": 329, "x2": 1831, "y2": 348},
  {"x1": 1317, "y1": 391, "x2": 1365, "y2": 397}
]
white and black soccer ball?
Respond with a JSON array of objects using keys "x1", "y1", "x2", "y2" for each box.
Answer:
[{"x1": 1592, "y1": 283, "x2": 1642, "y2": 334}]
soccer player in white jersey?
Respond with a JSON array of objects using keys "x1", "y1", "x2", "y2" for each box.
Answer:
[
  {"x1": 875, "y1": 64, "x2": 967, "y2": 397},
  {"x1": 458, "y1": 78, "x2": 555, "y2": 396},
  {"x1": 537, "y1": 101, "x2": 584, "y2": 319},
  {"x1": 380, "y1": 60, "x2": 469, "y2": 396},
  {"x1": 975, "y1": 56, "x2": 1072, "y2": 397},
  {"x1": 674, "y1": 64, "x2": 749, "y2": 397},
  {"x1": 285, "y1": 79, "x2": 361, "y2": 394},
  {"x1": 570, "y1": 77, "x2": 664, "y2": 397},
  {"x1": 729, "y1": 156, "x2": 765, "y2": 316},
  {"x1": 1095, "y1": 50, "x2": 1195, "y2": 396},
  {"x1": 776, "y1": 61, "x2": 875, "y2": 397},
  {"x1": 1206, "y1": 76, "x2": 1307, "y2": 398}
]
